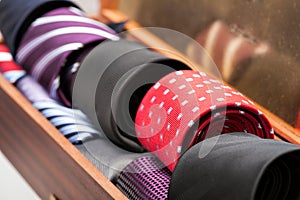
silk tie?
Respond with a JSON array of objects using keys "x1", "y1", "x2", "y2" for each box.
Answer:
[
  {"x1": 116, "y1": 155, "x2": 171, "y2": 200},
  {"x1": 0, "y1": 0, "x2": 79, "y2": 55},
  {"x1": 0, "y1": 44, "x2": 97, "y2": 143},
  {"x1": 74, "y1": 39, "x2": 189, "y2": 152},
  {"x1": 0, "y1": 45, "x2": 25, "y2": 82},
  {"x1": 13, "y1": 5, "x2": 190, "y2": 153},
  {"x1": 135, "y1": 70, "x2": 274, "y2": 171},
  {"x1": 16, "y1": 6, "x2": 118, "y2": 103},
  {"x1": 189, "y1": 20, "x2": 270, "y2": 82},
  {"x1": 0, "y1": 44, "x2": 143, "y2": 180},
  {"x1": 169, "y1": 132, "x2": 300, "y2": 200}
]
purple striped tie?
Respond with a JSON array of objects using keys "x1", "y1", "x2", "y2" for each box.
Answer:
[{"x1": 16, "y1": 6, "x2": 118, "y2": 103}]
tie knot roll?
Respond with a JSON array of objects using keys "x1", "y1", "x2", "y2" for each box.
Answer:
[
  {"x1": 168, "y1": 133, "x2": 300, "y2": 200},
  {"x1": 16, "y1": 6, "x2": 118, "y2": 99},
  {"x1": 72, "y1": 39, "x2": 190, "y2": 153},
  {"x1": 0, "y1": 44, "x2": 12, "y2": 60},
  {"x1": 0, "y1": 44, "x2": 25, "y2": 83},
  {"x1": 135, "y1": 70, "x2": 273, "y2": 171},
  {"x1": 0, "y1": 44, "x2": 142, "y2": 179},
  {"x1": 0, "y1": 44, "x2": 18, "y2": 71},
  {"x1": 0, "y1": 0, "x2": 78, "y2": 56}
]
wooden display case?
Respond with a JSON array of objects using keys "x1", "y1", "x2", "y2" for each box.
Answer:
[{"x1": 1, "y1": 1, "x2": 300, "y2": 199}]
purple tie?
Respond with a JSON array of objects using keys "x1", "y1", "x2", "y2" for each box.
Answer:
[
  {"x1": 16, "y1": 6, "x2": 118, "y2": 103},
  {"x1": 116, "y1": 156, "x2": 171, "y2": 200}
]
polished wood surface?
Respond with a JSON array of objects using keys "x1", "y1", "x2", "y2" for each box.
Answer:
[
  {"x1": 100, "y1": 8, "x2": 300, "y2": 145},
  {"x1": 101, "y1": 0, "x2": 119, "y2": 11},
  {"x1": 0, "y1": 74, "x2": 127, "y2": 200},
  {"x1": 0, "y1": 2, "x2": 299, "y2": 199}
]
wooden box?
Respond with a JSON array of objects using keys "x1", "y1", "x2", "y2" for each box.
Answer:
[{"x1": 1, "y1": 1, "x2": 300, "y2": 199}]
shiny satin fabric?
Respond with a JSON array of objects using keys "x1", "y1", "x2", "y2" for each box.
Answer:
[
  {"x1": 0, "y1": 47, "x2": 143, "y2": 181},
  {"x1": 31, "y1": 90, "x2": 145, "y2": 181},
  {"x1": 0, "y1": 0, "x2": 77, "y2": 55},
  {"x1": 16, "y1": 6, "x2": 118, "y2": 104},
  {"x1": 74, "y1": 39, "x2": 190, "y2": 153},
  {"x1": 0, "y1": 45, "x2": 26, "y2": 82},
  {"x1": 169, "y1": 132, "x2": 300, "y2": 200},
  {"x1": 0, "y1": 1, "x2": 191, "y2": 153}
]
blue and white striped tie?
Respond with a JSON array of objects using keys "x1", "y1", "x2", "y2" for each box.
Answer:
[{"x1": 0, "y1": 48, "x2": 100, "y2": 144}]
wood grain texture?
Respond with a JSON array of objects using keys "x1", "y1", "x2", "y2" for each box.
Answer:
[
  {"x1": 0, "y1": 4, "x2": 299, "y2": 199},
  {"x1": 101, "y1": 0, "x2": 119, "y2": 10},
  {"x1": 100, "y1": 9, "x2": 300, "y2": 145},
  {"x1": 0, "y1": 74, "x2": 127, "y2": 200}
]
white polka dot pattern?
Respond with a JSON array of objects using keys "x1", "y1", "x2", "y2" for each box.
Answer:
[{"x1": 135, "y1": 70, "x2": 273, "y2": 171}]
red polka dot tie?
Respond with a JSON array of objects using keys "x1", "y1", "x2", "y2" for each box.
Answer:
[{"x1": 135, "y1": 70, "x2": 274, "y2": 171}]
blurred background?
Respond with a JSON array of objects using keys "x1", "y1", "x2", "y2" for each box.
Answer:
[{"x1": 118, "y1": 0, "x2": 300, "y2": 127}]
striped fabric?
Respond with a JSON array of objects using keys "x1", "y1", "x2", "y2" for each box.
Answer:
[
  {"x1": 32, "y1": 99, "x2": 99, "y2": 144},
  {"x1": 0, "y1": 44, "x2": 98, "y2": 144},
  {"x1": 0, "y1": 45, "x2": 25, "y2": 82},
  {"x1": 1, "y1": 44, "x2": 147, "y2": 181},
  {"x1": 16, "y1": 6, "x2": 118, "y2": 103}
]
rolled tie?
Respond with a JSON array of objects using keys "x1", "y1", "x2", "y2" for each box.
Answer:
[
  {"x1": 0, "y1": 44, "x2": 97, "y2": 143},
  {"x1": 16, "y1": 6, "x2": 118, "y2": 103},
  {"x1": 5, "y1": 3, "x2": 191, "y2": 153},
  {"x1": 116, "y1": 155, "x2": 171, "y2": 200},
  {"x1": 135, "y1": 70, "x2": 273, "y2": 171},
  {"x1": 0, "y1": 0, "x2": 78, "y2": 55},
  {"x1": 73, "y1": 39, "x2": 190, "y2": 152},
  {"x1": 30, "y1": 95, "x2": 144, "y2": 181},
  {"x1": 168, "y1": 132, "x2": 300, "y2": 200},
  {"x1": 0, "y1": 45, "x2": 25, "y2": 82},
  {"x1": 0, "y1": 45, "x2": 143, "y2": 180}
]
